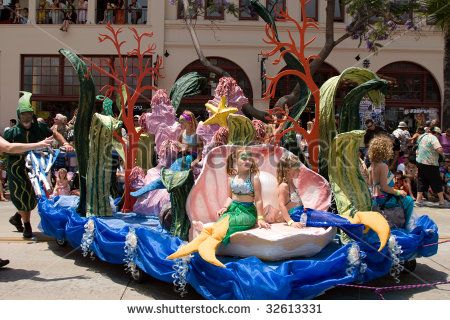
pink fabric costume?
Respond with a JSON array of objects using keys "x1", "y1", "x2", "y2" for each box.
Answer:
[
  {"x1": 52, "y1": 180, "x2": 70, "y2": 198},
  {"x1": 133, "y1": 90, "x2": 182, "y2": 216}
]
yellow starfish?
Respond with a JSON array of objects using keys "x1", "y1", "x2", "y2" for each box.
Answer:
[{"x1": 203, "y1": 96, "x2": 238, "y2": 127}]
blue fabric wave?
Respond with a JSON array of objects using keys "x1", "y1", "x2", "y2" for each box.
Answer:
[{"x1": 38, "y1": 197, "x2": 439, "y2": 300}]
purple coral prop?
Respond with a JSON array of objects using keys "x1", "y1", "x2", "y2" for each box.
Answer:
[
  {"x1": 139, "y1": 89, "x2": 181, "y2": 156},
  {"x1": 206, "y1": 77, "x2": 249, "y2": 116}
]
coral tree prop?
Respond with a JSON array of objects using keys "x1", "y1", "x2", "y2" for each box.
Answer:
[
  {"x1": 86, "y1": 24, "x2": 162, "y2": 212},
  {"x1": 261, "y1": 0, "x2": 320, "y2": 171}
]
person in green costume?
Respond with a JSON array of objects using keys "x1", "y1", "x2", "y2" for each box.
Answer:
[
  {"x1": 0, "y1": 129, "x2": 53, "y2": 267},
  {"x1": 4, "y1": 91, "x2": 74, "y2": 238}
]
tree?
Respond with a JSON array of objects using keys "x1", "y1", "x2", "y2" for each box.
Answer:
[
  {"x1": 170, "y1": 0, "x2": 267, "y2": 120},
  {"x1": 171, "y1": 1, "x2": 422, "y2": 114},
  {"x1": 421, "y1": 0, "x2": 450, "y2": 128},
  {"x1": 258, "y1": 0, "x2": 424, "y2": 108}
]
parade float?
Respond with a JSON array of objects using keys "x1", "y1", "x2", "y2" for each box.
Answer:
[{"x1": 36, "y1": 1, "x2": 439, "y2": 299}]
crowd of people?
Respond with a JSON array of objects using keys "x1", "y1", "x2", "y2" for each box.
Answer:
[
  {"x1": 0, "y1": 0, "x2": 29, "y2": 24},
  {"x1": 361, "y1": 118, "x2": 450, "y2": 208},
  {"x1": 0, "y1": 0, "x2": 144, "y2": 26}
]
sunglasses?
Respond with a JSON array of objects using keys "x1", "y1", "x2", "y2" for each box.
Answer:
[{"x1": 239, "y1": 153, "x2": 253, "y2": 161}]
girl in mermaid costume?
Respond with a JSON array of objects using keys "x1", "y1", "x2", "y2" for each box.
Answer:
[
  {"x1": 368, "y1": 136, "x2": 415, "y2": 230},
  {"x1": 277, "y1": 154, "x2": 307, "y2": 228},
  {"x1": 178, "y1": 110, "x2": 202, "y2": 170},
  {"x1": 276, "y1": 153, "x2": 392, "y2": 247},
  {"x1": 167, "y1": 149, "x2": 271, "y2": 267}
]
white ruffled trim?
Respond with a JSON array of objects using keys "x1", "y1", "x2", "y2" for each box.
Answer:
[
  {"x1": 80, "y1": 219, "x2": 95, "y2": 259},
  {"x1": 406, "y1": 212, "x2": 418, "y2": 231},
  {"x1": 388, "y1": 235, "x2": 404, "y2": 283},
  {"x1": 124, "y1": 227, "x2": 138, "y2": 277},
  {"x1": 171, "y1": 244, "x2": 191, "y2": 297},
  {"x1": 346, "y1": 243, "x2": 367, "y2": 277}
]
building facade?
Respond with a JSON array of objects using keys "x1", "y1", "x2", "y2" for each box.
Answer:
[{"x1": 0, "y1": 0, "x2": 445, "y2": 131}]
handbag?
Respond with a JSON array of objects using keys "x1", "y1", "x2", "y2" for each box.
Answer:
[{"x1": 372, "y1": 194, "x2": 406, "y2": 229}]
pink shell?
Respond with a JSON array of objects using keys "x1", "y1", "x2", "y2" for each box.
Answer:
[{"x1": 186, "y1": 145, "x2": 331, "y2": 226}]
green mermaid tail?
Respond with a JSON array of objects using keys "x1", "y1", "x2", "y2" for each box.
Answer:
[
  {"x1": 167, "y1": 200, "x2": 257, "y2": 267},
  {"x1": 219, "y1": 200, "x2": 257, "y2": 245}
]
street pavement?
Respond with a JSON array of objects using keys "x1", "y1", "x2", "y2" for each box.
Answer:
[{"x1": 0, "y1": 201, "x2": 448, "y2": 300}]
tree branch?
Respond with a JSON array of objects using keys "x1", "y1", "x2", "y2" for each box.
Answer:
[{"x1": 182, "y1": 0, "x2": 230, "y2": 77}]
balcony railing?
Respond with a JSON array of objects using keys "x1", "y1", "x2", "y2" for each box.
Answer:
[
  {"x1": 0, "y1": 7, "x2": 148, "y2": 25},
  {"x1": 96, "y1": 8, "x2": 147, "y2": 25},
  {"x1": 36, "y1": 9, "x2": 87, "y2": 25}
]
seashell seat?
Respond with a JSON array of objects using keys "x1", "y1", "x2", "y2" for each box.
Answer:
[{"x1": 187, "y1": 145, "x2": 336, "y2": 261}]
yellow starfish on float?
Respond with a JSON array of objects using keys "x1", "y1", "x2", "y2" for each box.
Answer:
[{"x1": 203, "y1": 96, "x2": 238, "y2": 127}]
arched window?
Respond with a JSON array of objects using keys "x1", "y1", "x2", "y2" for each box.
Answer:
[
  {"x1": 377, "y1": 61, "x2": 441, "y2": 131},
  {"x1": 176, "y1": 57, "x2": 253, "y2": 117}
]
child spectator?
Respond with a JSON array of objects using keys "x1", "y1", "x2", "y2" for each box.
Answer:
[
  {"x1": 60, "y1": 0, "x2": 76, "y2": 31},
  {"x1": 394, "y1": 171, "x2": 411, "y2": 197},
  {"x1": 51, "y1": 168, "x2": 71, "y2": 198},
  {"x1": 19, "y1": 7, "x2": 28, "y2": 23},
  {"x1": 37, "y1": 0, "x2": 48, "y2": 24},
  {"x1": 101, "y1": 2, "x2": 114, "y2": 24},
  {"x1": 12, "y1": 2, "x2": 21, "y2": 23}
]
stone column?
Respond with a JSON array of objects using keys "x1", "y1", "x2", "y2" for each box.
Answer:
[
  {"x1": 87, "y1": 0, "x2": 96, "y2": 24},
  {"x1": 28, "y1": 0, "x2": 36, "y2": 24}
]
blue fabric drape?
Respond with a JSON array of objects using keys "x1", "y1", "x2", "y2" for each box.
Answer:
[{"x1": 38, "y1": 196, "x2": 439, "y2": 300}]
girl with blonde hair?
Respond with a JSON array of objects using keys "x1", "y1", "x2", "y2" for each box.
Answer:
[
  {"x1": 51, "y1": 168, "x2": 71, "y2": 198},
  {"x1": 277, "y1": 154, "x2": 305, "y2": 228}
]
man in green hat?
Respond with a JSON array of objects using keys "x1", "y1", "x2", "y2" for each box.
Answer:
[
  {"x1": 4, "y1": 91, "x2": 74, "y2": 238},
  {"x1": 0, "y1": 130, "x2": 53, "y2": 267}
]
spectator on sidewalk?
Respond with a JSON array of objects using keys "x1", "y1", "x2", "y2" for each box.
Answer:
[
  {"x1": 397, "y1": 154, "x2": 418, "y2": 199},
  {"x1": 51, "y1": 113, "x2": 69, "y2": 148},
  {"x1": 3, "y1": 119, "x2": 17, "y2": 135},
  {"x1": 415, "y1": 126, "x2": 447, "y2": 207},
  {"x1": 393, "y1": 121, "x2": 411, "y2": 153},
  {"x1": 364, "y1": 118, "x2": 386, "y2": 148},
  {"x1": 439, "y1": 128, "x2": 450, "y2": 157}
]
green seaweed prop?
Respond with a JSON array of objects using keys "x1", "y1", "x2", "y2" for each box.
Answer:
[
  {"x1": 161, "y1": 168, "x2": 194, "y2": 241},
  {"x1": 86, "y1": 113, "x2": 122, "y2": 217},
  {"x1": 319, "y1": 67, "x2": 384, "y2": 177},
  {"x1": 328, "y1": 130, "x2": 371, "y2": 217},
  {"x1": 339, "y1": 79, "x2": 388, "y2": 133},
  {"x1": 59, "y1": 49, "x2": 96, "y2": 216},
  {"x1": 170, "y1": 72, "x2": 207, "y2": 111},
  {"x1": 227, "y1": 114, "x2": 256, "y2": 145}
]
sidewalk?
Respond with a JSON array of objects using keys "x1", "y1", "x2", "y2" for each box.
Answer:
[{"x1": 0, "y1": 201, "x2": 448, "y2": 300}]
